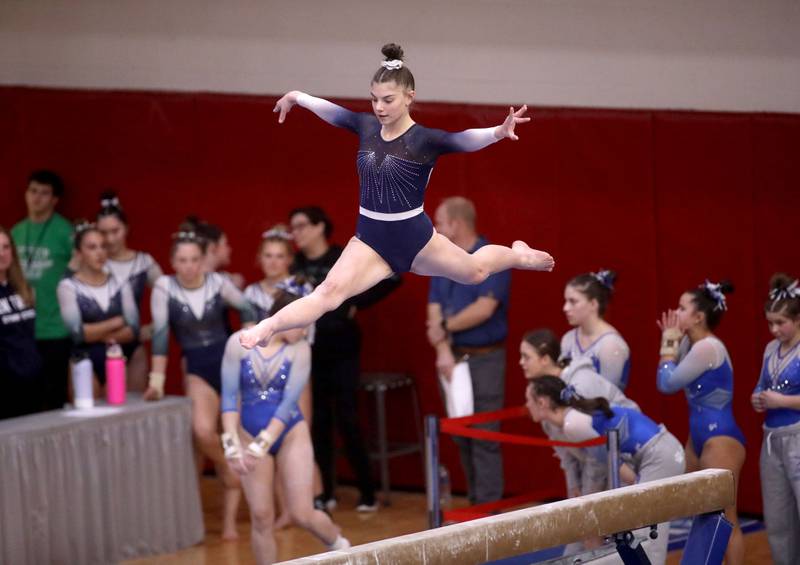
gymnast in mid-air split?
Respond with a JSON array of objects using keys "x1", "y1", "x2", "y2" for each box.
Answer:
[{"x1": 240, "y1": 43, "x2": 555, "y2": 350}]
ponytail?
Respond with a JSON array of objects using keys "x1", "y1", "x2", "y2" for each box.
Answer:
[{"x1": 529, "y1": 375, "x2": 614, "y2": 418}]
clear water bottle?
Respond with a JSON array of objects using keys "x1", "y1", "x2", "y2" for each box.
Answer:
[{"x1": 438, "y1": 464, "x2": 452, "y2": 509}]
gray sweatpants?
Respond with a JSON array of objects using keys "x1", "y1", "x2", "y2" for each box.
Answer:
[
  {"x1": 574, "y1": 429, "x2": 685, "y2": 565},
  {"x1": 760, "y1": 421, "x2": 800, "y2": 565},
  {"x1": 453, "y1": 348, "x2": 505, "y2": 504},
  {"x1": 633, "y1": 430, "x2": 686, "y2": 565}
]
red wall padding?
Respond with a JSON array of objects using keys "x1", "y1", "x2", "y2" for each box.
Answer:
[{"x1": 2, "y1": 86, "x2": 798, "y2": 514}]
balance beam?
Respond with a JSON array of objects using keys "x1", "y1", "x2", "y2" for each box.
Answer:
[{"x1": 278, "y1": 469, "x2": 734, "y2": 565}]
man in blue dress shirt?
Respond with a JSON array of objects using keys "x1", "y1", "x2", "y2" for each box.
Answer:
[{"x1": 427, "y1": 196, "x2": 511, "y2": 504}]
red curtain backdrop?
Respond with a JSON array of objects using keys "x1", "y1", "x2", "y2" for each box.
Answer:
[{"x1": 2, "y1": 86, "x2": 798, "y2": 514}]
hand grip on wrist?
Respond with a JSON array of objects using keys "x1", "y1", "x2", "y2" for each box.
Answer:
[
  {"x1": 221, "y1": 432, "x2": 242, "y2": 460},
  {"x1": 246, "y1": 429, "x2": 276, "y2": 458},
  {"x1": 147, "y1": 371, "x2": 166, "y2": 398},
  {"x1": 660, "y1": 328, "x2": 682, "y2": 357}
]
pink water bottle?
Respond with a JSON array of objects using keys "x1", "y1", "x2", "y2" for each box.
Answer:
[{"x1": 105, "y1": 342, "x2": 126, "y2": 405}]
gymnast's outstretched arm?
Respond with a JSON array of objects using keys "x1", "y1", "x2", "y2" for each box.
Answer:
[
  {"x1": 428, "y1": 105, "x2": 532, "y2": 155},
  {"x1": 273, "y1": 91, "x2": 362, "y2": 131}
]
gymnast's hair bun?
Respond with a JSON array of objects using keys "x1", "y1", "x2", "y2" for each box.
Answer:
[
  {"x1": 381, "y1": 43, "x2": 404, "y2": 61},
  {"x1": 96, "y1": 190, "x2": 128, "y2": 223},
  {"x1": 592, "y1": 269, "x2": 617, "y2": 291},
  {"x1": 99, "y1": 189, "x2": 122, "y2": 209},
  {"x1": 766, "y1": 272, "x2": 800, "y2": 316},
  {"x1": 373, "y1": 44, "x2": 414, "y2": 90},
  {"x1": 770, "y1": 273, "x2": 795, "y2": 292},
  {"x1": 717, "y1": 280, "x2": 735, "y2": 295},
  {"x1": 183, "y1": 215, "x2": 202, "y2": 230}
]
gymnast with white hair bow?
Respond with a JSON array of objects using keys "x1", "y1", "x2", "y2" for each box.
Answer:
[{"x1": 240, "y1": 42, "x2": 554, "y2": 350}]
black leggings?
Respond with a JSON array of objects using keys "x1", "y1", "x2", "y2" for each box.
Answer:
[{"x1": 311, "y1": 353, "x2": 374, "y2": 502}]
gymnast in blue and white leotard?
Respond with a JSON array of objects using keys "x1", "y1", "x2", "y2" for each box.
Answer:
[
  {"x1": 656, "y1": 279, "x2": 745, "y2": 563},
  {"x1": 657, "y1": 281, "x2": 745, "y2": 454},
  {"x1": 244, "y1": 228, "x2": 316, "y2": 364},
  {"x1": 221, "y1": 334, "x2": 308, "y2": 455},
  {"x1": 658, "y1": 335, "x2": 745, "y2": 454},
  {"x1": 561, "y1": 329, "x2": 631, "y2": 389},
  {"x1": 519, "y1": 327, "x2": 638, "y2": 558},
  {"x1": 754, "y1": 335, "x2": 800, "y2": 565},
  {"x1": 220, "y1": 290, "x2": 348, "y2": 561},
  {"x1": 244, "y1": 227, "x2": 313, "y2": 319},
  {"x1": 755, "y1": 338, "x2": 800, "y2": 428},
  {"x1": 751, "y1": 273, "x2": 800, "y2": 565},
  {"x1": 240, "y1": 43, "x2": 554, "y2": 351},
  {"x1": 561, "y1": 270, "x2": 631, "y2": 390},
  {"x1": 528, "y1": 376, "x2": 684, "y2": 565}
]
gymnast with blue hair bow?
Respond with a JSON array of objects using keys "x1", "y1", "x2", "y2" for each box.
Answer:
[{"x1": 527, "y1": 376, "x2": 684, "y2": 565}]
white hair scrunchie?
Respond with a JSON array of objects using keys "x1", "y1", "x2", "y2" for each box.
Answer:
[
  {"x1": 381, "y1": 59, "x2": 403, "y2": 71},
  {"x1": 101, "y1": 196, "x2": 120, "y2": 209}
]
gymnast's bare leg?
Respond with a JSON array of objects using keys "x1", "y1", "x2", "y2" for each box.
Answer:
[{"x1": 240, "y1": 233, "x2": 552, "y2": 349}]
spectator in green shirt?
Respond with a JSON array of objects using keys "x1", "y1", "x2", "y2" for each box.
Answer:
[{"x1": 11, "y1": 170, "x2": 74, "y2": 410}]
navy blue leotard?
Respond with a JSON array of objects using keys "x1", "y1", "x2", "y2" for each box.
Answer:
[
  {"x1": 296, "y1": 93, "x2": 500, "y2": 273},
  {"x1": 57, "y1": 274, "x2": 139, "y2": 384},
  {"x1": 151, "y1": 273, "x2": 256, "y2": 393}
]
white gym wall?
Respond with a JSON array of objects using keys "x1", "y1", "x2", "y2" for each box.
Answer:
[{"x1": 1, "y1": 0, "x2": 798, "y2": 111}]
